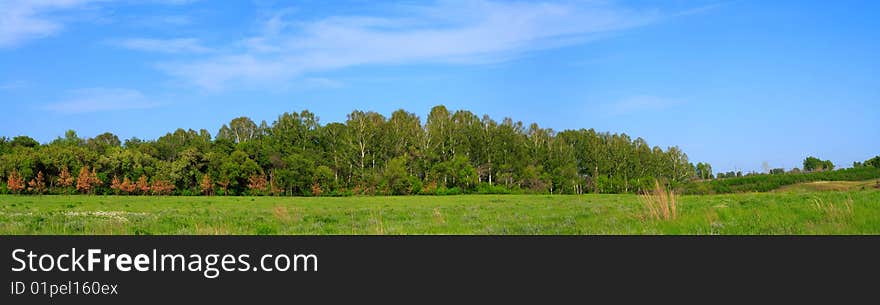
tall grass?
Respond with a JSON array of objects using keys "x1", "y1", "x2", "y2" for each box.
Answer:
[
  {"x1": 811, "y1": 196, "x2": 854, "y2": 223},
  {"x1": 639, "y1": 180, "x2": 677, "y2": 221},
  {"x1": 370, "y1": 208, "x2": 385, "y2": 234}
]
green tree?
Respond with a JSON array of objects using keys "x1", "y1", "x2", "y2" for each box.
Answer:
[
  {"x1": 803, "y1": 156, "x2": 834, "y2": 172},
  {"x1": 381, "y1": 156, "x2": 411, "y2": 195}
]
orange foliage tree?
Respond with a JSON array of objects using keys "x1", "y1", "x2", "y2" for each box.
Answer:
[
  {"x1": 89, "y1": 168, "x2": 102, "y2": 191},
  {"x1": 27, "y1": 171, "x2": 47, "y2": 194},
  {"x1": 136, "y1": 175, "x2": 150, "y2": 195},
  {"x1": 311, "y1": 182, "x2": 323, "y2": 197},
  {"x1": 200, "y1": 173, "x2": 214, "y2": 196},
  {"x1": 7, "y1": 169, "x2": 25, "y2": 194},
  {"x1": 110, "y1": 176, "x2": 122, "y2": 194},
  {"x1": 150, "y1": 179, "x2": 175, "y2": 195},
  {"x1": 57, "y1": 166, "x2": 74, "y2": 192},
  {"x1": 247, "y1": 174, "x2": 268, "y2": 195},
  {"x1": 76, "y1": 166, "x2": 92, "y2": 194},
  {"x1": 121, "y1": 177, "x2": 136, "y2": 194}
]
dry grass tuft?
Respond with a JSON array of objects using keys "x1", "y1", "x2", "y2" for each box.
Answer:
[
  {"x1": 432, "y1": 207, "x2": 446, "y2": 225},
  {"x1": 639, "y1": 180, "x2": 677, "y2": 221},
  {"x1": 273, "y1": 205, "x2": 290, "y2": 223},
  {"x1": 272, "y1": 205, "x2": 303, "y2": 224},
  {"x1": 194, "y1": 223, "x2": 230, "y2": 235}
]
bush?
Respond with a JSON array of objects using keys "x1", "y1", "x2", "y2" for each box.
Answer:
[
  {"x1": 444, "y1": 187, "x2": 462, "y2": 195},
  {"x1": 475, "y1": 183, "x2": 512, "y2": 194},
  {"x1": 329, "y1": 189, "x2": 353, "y2": 197},
  {"x1": 407, "y1": 177, "x2": 422, "y2": 195},
  {"x1": 420, "y1": 182, "x2": 438, "y2": 195}
]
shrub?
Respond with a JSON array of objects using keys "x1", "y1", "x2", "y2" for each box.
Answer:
[
  {"x1": 407, "y1": 177, "x2": 423, "y2": 195},
  {"x1": 420, "y1": 181, "x2": 438, "y2": 195},
  {"x1": 330, "y1": 188, "x2": 353, "y2": 197},
  {"x1": 444, "y1": 187, "x2": 462, "y2": 195},
  {"x1": 476, "y1": 183, "x2": 512, "y2": 194},
  {"x1": 311, "y1": 182, "x2": 323, "y2": 196}
]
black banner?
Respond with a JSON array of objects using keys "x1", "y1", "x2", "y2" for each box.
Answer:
[{"x1": 1, "y1": 236, "x2": 877, "y2": 303}]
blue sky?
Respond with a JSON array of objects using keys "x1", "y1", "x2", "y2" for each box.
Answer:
[{"x1": 1, "y1": 0, "x2": 877, "y2": 173}]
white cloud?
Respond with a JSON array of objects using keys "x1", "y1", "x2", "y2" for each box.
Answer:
[
  {"x1": 0, "y1": 0, "x2": 105, "y2": 48},
  {"x1": 158, "y1": 0, "x2": 668, "y2": 91},
  {"x1": 43, "y1": 88, "x2": 160, "y2": 113},
  {"x1": 604, "y1": 95, "x2": 685, "y2": 115},
  {"x1": 114, "y1": 38, "x2": 211, "y2": 53}
]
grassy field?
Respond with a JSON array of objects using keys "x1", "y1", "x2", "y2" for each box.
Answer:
[{"x1": 2, "y1": 189, "x2": 879, "y2": 235}]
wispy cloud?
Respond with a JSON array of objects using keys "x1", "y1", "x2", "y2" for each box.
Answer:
[
  {"x1": 0, "y1": 0, "x2": 104, "y2": 48},
  {"x1": 0, "y1": 0, "x2": 202, "y2": 48},
  {"x1": 604, "y1": 95, "x2": 685, "y2": 115},
  {"x1": 157, "y1": 0, "x2": 671, "y2": 91},
  {"x1": 43, "y1": 88, "x2": 160, "y2": 113},
  {"x1": 114, "y1": 38, "x2": 212, "y2": 53}
]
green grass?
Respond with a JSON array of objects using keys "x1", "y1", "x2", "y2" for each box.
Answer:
[{"x1": 1, "y1": 190, "x2": 879, "y2": 235}]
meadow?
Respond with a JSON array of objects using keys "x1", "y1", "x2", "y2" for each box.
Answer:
[{"x1": 1, "y1": 188, "x2": 879, "y2": 235}]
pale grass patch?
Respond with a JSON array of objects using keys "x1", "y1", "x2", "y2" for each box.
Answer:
[
  {"x1": 194, "y1": 223, "x2": 230, "y2": 235},
  {"x1": 0, "y1": 212, "x2": 34, "y2": 217},
  {"x1": 63, "y1": 211, "x2": 147, "y2": 222},
  {"x1": 370, "y1": 208, "x2": 385, "y2": 235},
  {"x1": 272, "y1": 205, "x2": 303, "y2": 224},
  {"x1": 433, "y1": 207, "x2": 446, "y2": 225},
  {"x1": 272, "y1": 205, "x2": 290, "y2": 222}
]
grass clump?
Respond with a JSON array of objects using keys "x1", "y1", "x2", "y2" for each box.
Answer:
[{"x1": 639, "y1": 180, "x2": 677, "y2": 221}]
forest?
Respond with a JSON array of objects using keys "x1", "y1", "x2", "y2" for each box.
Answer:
[
  {"x1": 3, "y1": 105, "x2": 877, "y2": 197},
  {"x1": 0, "y1": 105, "x2": 708, "y2": 196}
]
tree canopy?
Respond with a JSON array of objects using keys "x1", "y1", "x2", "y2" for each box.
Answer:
[
  {"x1": 803, "y1": 156, "x2": 835, "y2": 172},
  {"x1": 1, "y1": 105, "x2": 710, "y2": 196}
]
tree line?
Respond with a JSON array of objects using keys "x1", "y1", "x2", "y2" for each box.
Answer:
[
  {"x1": 681, "y1": 166, "x2": 880, "y2": 195},
  {"x1": 1, "y1": 105, "x2": 709, "y2": 196},
  {"x1": 714, "y1": 156, "x2": 841, "y2": 179},
  {"x1": 684, "y1": 155, "x2": 880, "y2": 194}
]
